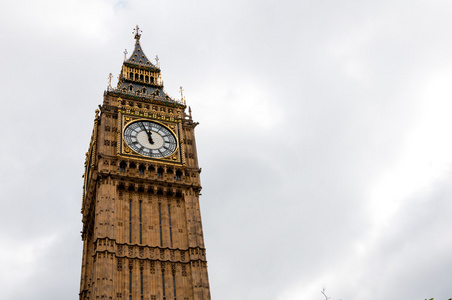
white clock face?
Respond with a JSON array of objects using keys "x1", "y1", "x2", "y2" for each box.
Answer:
[{"x1": 124, "y1": 121, "x2": 177, "y2": 158}]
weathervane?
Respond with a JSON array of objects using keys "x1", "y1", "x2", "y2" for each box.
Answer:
[
  {"x1": 123, "y1": 49, "x2": 128, "y2": 60},
  {"x1": 133, "y1": 25, "x2": 142, "y2": 41},
  {"x1": 107, "y1": 73, "x2": 113, "y2": 90}
]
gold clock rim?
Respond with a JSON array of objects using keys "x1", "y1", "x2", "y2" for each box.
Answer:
[{"x1": 121, "y1": 117, "x2": 180, "y2": 160}]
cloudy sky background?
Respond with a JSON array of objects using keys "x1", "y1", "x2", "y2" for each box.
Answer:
[{"x1": 1, "y1": 0, "x2": 452, "y2": 299}]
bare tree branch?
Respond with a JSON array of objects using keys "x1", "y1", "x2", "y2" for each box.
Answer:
[
  {"x1": 321, "y1": 287, "x2": 341, "y2": 300},
  {"x1": 321, "y1": 287, "x2": 331, "y2": 300}
]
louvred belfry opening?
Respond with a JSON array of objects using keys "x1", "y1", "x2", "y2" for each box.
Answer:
[{"x1": 80, "y1": 26, "x2": 211, "y2": 300}]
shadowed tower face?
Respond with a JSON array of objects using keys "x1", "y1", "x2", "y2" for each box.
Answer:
[{"x1": 80, "y1": 26, "x2": 211, "y2": 300}]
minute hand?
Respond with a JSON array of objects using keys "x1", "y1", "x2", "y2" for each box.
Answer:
[{"x1": 138, "y1": 122, "x2": 154, "y2": 145}]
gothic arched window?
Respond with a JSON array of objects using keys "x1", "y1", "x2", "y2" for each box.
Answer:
[
  {"x1": 119, "y1": 161, "x2": 126, "y2": 172},
  {"x1": 139, "y1": 165, "x2": 145, "y2": 175},
  {"x1": 157, "y1": 167, "x2": 164, "y2": 178}
]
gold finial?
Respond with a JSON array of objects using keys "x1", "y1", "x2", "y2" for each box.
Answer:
[
  {"x1": 123, "y1": 49, "x2": 128, "y2": 60},
  {"x1": 133, "y1": 25, "x2": 142, "y2": 41},
  {"x1": 179, "y1": 86, "x2": 184, "y2": 100},
  {"x1": 155, "y1": 55, "x2": 160, "y2": 68},
  {"x1": 107, "y1": 73, "x2": 113, "y2": 90}
]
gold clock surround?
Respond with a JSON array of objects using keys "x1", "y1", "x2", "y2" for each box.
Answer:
[{"x1": 118, "y1": 113, "x2": 184, "y2": 164}]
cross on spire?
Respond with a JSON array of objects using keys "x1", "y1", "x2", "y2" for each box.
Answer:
[
  {"x1": 133, "y1": 25, "x2": 142, "y2": 42},
  {"x1": 123, "y1": 49, "x2": 128, "y2": 60}
]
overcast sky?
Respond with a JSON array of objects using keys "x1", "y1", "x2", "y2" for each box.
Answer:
[{"x1": 1, "y1": 0, "x2": 452, "y2": 299}]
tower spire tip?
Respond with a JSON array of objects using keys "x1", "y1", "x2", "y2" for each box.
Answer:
[{"x1": 133, "y1": 25, "x2": 142, "y2": 43}]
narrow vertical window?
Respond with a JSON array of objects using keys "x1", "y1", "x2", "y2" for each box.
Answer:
[
  {"x1": 120, "y1": 161, "x2": 126, "y2": 172},
  {"x1": 158, "y1": 203, "x2": 163, "y2": 247},
  {"x1": 129, "y1": 201, "x2": 132, "y2": 243},
  {"x1": 140, "y1": 270, "x2": 144, "y2": 299},
  {"x1": 162, "y1": 269, "x2": 166, "y2": 299},
  {"x1": 168, "y1": 205, "x2": 173, "y2": 248},
  {"x1": 139, "y1": 165, "x2": 145, "y2": 175},
  {"x1": 139, "y1": 201, "x2": 143, "y2": 244},
  {"x1": 172, "y1": 272, "x2": 177, "y2": 300},
  {"x1": 129, "y1": 270, "x2": 132, "y2": 300}
]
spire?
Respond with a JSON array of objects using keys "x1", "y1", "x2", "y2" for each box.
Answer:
[
  {"x1": 113, "y1": 27, "x2": 185, "y2": 107},
  {"x1": 125, "y1": 25, "x2": 154, "y2": 67},
  {"x1": 107, "y1": 73, "x2": 113, "y2": 91},
  {"x1": 133, "y1": 25, "x2": 142, "y2": 44}
]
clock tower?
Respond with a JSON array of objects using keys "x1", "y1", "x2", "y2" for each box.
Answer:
[{"x1": 80, "y1": 27, "x2": 211, "y2": 300}]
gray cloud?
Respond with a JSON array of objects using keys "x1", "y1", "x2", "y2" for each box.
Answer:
[{"x1": 1, "y1": 0, "x2": 451, "y2": 299}]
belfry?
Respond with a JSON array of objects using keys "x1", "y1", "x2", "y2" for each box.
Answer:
[{"x1": 80, "y1": 26, "x2": 211, "y2": 300}]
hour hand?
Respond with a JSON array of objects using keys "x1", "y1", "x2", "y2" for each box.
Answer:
[{"x1": 146, "y1": 130, "x2": 154, "y2": 144}]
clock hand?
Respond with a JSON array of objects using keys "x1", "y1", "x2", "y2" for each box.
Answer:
[
  {"x1": 138, "y1": 122, "x2": 147, "y2": 133},
  {"x1": 147, "y1": 130, "x2": 154, "y2": 144},
  {"x1": 138, "y1": 122, "x2": 154, "y2": 144}
]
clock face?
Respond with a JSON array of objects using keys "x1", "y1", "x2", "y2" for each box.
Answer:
[{"x1": 123, "y1": 120, "x2": 177, "y2": 158}]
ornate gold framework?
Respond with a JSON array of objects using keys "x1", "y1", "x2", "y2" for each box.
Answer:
[{"x1": 116, "y1": 111, "x2": 185, "y2": 165}]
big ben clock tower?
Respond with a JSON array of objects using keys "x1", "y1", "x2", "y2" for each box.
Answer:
[{"x1": 80, "y1": 26, "x2": 211, "y2": 300}]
